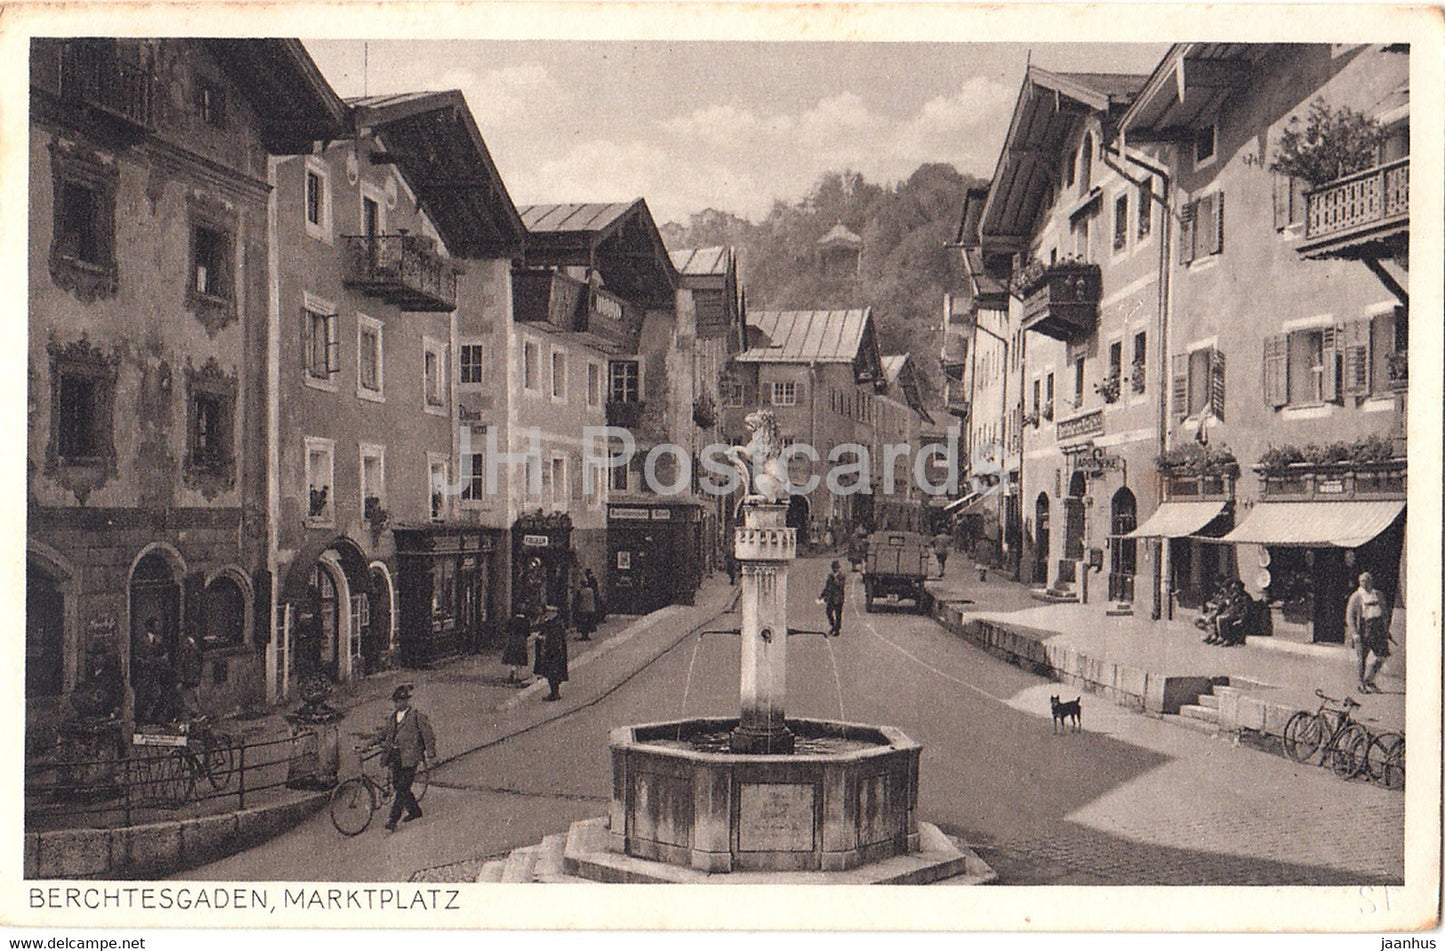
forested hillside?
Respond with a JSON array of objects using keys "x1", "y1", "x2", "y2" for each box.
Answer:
[{"x1": 661, "y1": 163, "x2": 984, "y2": 413}]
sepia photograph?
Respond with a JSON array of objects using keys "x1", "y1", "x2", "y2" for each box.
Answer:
[{"x1": 2, "y1": 1, "x2": 1440, "y2": 938}]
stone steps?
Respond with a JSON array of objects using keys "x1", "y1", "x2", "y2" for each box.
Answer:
[
  {"x1": 500, "y1": 844, "x2": 539, "y2": 882},
  {"x1": 475, "y1": 859, "x2": 506, "y2": 883},
  {"x1": 1179, "y1": 703, "x2": 1219, "y2": 723}
]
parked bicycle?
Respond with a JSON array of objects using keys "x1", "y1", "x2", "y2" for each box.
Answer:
[
  {"x1": 329, "y1": 733, "x2": 430, "y2": 836},
  {"x1": 124, "y1": 716, "x2": 243, "y2": 807},
  {"x1": 1282, "y1": 689, "x2": 1371, "y2": 778},
  {"x1": 1364, "y1": 731, "x2": 1405, "y2": 790}
]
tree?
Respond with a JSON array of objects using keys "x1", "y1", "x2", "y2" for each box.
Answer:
[{"x1": 1271, "y1": 98, "x2": 1384, "y2": 187}]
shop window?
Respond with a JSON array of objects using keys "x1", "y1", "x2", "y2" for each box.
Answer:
[
  {"x1": 1113, "y1": 193, "x2": 1129, "y2": 252},
  {"x1": 304, "y1": 437, "x2": 335, "y2": 527},
  {"x1": 459, "y1": 344, "x2": 484, "y2": 386},
  {"x1": 48, "y1": 143, "x2": 119, "y2": 300},
  {"x1": 524, "y1": 340, "x2": 541, "y2": 393},
  {"x1": 357, "y1": 315, "x2": 384, "y2": 400},
  {"x1": 771, "y1": 381, "x2": 798, "y2": 407},
  {"x1": 609, "y1": 360, "x2": 640, "y2": 403},
  {"x1": 202, "y1": 576, "x2": 246, "y2": 651},
  {"x1": 304, "y1": 300, "x2": 339, "y2": 383}
]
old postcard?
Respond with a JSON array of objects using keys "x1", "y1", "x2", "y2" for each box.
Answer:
[{"x1": 1, "y1": 0, "x2": 1439, "y2": 937}]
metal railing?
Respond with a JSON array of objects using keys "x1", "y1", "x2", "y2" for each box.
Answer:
[
  {"x1": 342, "y1": 234, "x2": 457, "y2": 311},
  {"x1": 1305, "y1": 158, "x2": 1409, "y2": 242},
  {"x1": 56, "y1": 41, "x2": 155, "y2": 130}
]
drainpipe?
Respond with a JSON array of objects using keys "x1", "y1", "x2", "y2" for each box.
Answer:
[
  {"x1": 1104, "y1": 142, "x2": 1173, "y2": 619},
  {"x1": 265, "y1": 156, "x2": 283, "y2": 704}
]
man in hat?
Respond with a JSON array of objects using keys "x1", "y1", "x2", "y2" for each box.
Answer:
[
  {"x1": 534, "y1": 607, "x2": 569, "y2": 701},
  {"x1": 379, "y1": 683, "x2": 436, "y2": 831}
]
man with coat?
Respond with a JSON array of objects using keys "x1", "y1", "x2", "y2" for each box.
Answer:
[
  {"x1": 379, "y1": 684, "x2": 436, "y2": 831},
  {"x1": 534, "y1": 607, "x2": 569, "y2": 701},
  {"x1": 820, "y1": 560, "x2": 847, "y2": 638}
]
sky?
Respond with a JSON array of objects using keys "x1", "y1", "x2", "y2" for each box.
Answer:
[{"x1": 305, "y1": 40, "x2": 1170, "y2": 226}]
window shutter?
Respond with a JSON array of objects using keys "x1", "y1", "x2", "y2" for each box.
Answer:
[
  {"x1": 1209, "y1": 347, "x2": 1226, "y2": 421},
  {"x1": 1213, "y1": 191, "x2": 1225, "y2": 254},
  {"x1": 1290, "y1": 176, "x2": 1308, "y2": 227},
  {"x1": 1170, "y1": 353, "x2": 1189, "y2": 421},
  {"x1": 1341, "y1": 319, "x2": 1372, "y2": 397},
  {"x1": 1272, "y1": 174, "x2": 1290, "y2": 231},
  {"x1": 1177, "y1": 200, "x2": 1196, "y2": 265},
  {"x1": 1196, "y1": 193, "x2": 1217, "y2": 257},
  {"x1": 1320, "y1": 325, "x2": 1340, "y2": 403},
  {"x1": 1263, "y1": 334, "x2": 1289, "y2": 408}
]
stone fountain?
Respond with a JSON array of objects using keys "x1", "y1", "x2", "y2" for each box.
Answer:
[{"x1": 554, "y1": 411, "x2": 995, "y2": 883}]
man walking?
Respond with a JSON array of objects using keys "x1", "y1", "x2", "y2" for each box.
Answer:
[
  {"x1": 932, "y1": 531, "x2": 951, "y2": 576},
  {"x1": 1345, "y1": 572, "x2": 1391, "y2": 693},
  {"x1": 379, "y1": 684, "x2": 436, "y2": 831},
  {"x1": 820, "y1": 560, "x2": 847, "y2": 638},
  {"x1": 575, "y1": 568, "x2": 601, "y2": 641},
  {"x1": 534, "y1": 607, "x2": 569, "y2": 701}
]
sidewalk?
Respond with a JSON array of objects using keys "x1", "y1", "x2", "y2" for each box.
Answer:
[{"x1": 924, "y1": 561, "x2": 1405, "y2": 740}]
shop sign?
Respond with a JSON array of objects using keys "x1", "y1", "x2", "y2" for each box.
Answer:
[
  {"x1": 87, "y1": 614, "x2": 117, "y2": 646},
  {"x1": 522, "y1": 534, "x2": 550, "y2": 548},
  {"x1": 1317, "y1": 479, "x2": 1345, "y2": 494},
  {"x1": 458, "y1": 406, "x2": 486, "y2": 423},
  {"x1": 650, "y1": 509, "x2": 671, "y2": 520},
  {"x1": 1071, "y1": 448, "x2": 1121, "y2": 476},
  {"x1": 133, "y1": 731, "x2": 188, "y2": 748},
  {"x1": 611, "y1": 507, "x2": 651, "y2": 521}
]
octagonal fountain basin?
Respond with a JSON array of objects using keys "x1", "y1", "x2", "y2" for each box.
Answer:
[{"x1": 607, "y1": 717, "x2": 920, "y2": 873}]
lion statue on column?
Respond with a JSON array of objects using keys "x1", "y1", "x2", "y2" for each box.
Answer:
[{"x1": 727, "y1": 409, "x2": 790, "y2": 508}]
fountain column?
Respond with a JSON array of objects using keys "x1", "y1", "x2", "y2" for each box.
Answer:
[{"x1": 730, "y1": 501, "x2": 795, "y2": 754}]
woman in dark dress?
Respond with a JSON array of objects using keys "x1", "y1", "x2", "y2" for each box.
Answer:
[
  {"x1": 534, "y1": 608, "x2": 569, "y2": 701},
  {"x1": 502, "y1": 612, "x2": 532, "y2": 684}
]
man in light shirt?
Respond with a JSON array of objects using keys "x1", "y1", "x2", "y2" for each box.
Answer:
[{"x1": 1345, "y1": 572, "x2": 1391, "y2": 694}]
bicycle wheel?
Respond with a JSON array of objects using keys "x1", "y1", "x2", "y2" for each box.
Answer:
[
  {"x1": 1329, "y1": 724, "x2": 1371, "y2": 778},
  {"x1": 413, "y1": 759, "x2": 429, "y2": 804},
  {"x1": 1364, "y1": 732, "x2": 1401, "y2": 784},
  {"x1": 1381, "y1": 735, "x2": 1405, "y2": 790},
  {"x1": 155, "y1": 750, "x2": 197, "y2": 807},
  {"x1": 200, "y1": 732, "x2": 237, "y2": 791},
  {"x1": 330, "y1": 778, "x2": 376, "y2": 836},
  {"x1": 1282, "y1": 712, "x2": 1323, "y2": 763},
  {"x1": 120, "y1": 756, "x2": 153, "y2": 805}
]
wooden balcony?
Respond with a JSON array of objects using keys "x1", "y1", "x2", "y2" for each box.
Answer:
[
  {"x1": 512, "y1": 271, "x2": 637, "y2": 352},
  {"x1": 38, "y1": 40, "x2": 155, "y2": 134},
  {"x1": 577, "y1": 286, "x2": 635, "y2": 353},
  {"x1": 946, "y1": 393, "x2": 970, "y2": 420},
  {"x1": 342, "y1": 235, "x2": 457, "y2": 311},
  {"x1": 1020, "y1": 263, "x2": 1100, "y2": 341},
  {"x1": 1297, "y1": 158, "x2": 1409, "y2": 260}
]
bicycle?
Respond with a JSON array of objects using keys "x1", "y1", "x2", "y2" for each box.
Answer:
[
  {"x1": 1282, "y1": 689, "x2": 1372, "y2": 778},
  {"x1": 329, "y1": 733, "x2": 430, "y2": 836},
  {"x1": 1364, "y1": 731, "x2": 1405, "y2": 790}
]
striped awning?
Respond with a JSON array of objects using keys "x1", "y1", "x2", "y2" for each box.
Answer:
[
  {"x1": 1124, "y1": 500, "x2": 1228, "y2": 539},
  {"x1": 1216, "y1": 500, "x2": 1404, "y2": 548}
]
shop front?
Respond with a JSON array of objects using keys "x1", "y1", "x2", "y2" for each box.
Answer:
[
  {"x1": 394, "y1": 527, "x2": 503, "y2": 667},
  {"x1": 511, "y1": 512, "x2": 574, "y2": 624},
  {"x1": 607, "y1": 500, "x2": 704, "y2": 615}
]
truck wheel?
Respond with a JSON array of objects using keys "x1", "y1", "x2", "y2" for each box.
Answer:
[{"x1": 864, "y1": 592, "x2": 874, "y2": 612}]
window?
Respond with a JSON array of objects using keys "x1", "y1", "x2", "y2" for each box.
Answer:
[
  {"x1": 1271, "y1": 172, "x2": 1308, "y2": 231},
  {"x1": 1194, "y1": 123, "x2": 1216, "y2": 166},
  {"x1": 57, "y1": 183, "x2": 102, "y2": 265},
  {"x1": 423, "y1": 337, "x2": 447, "y2": 410},
  {"x1": 201, "y1": 577, "x2": 245, "y2": 651},
  {"x1": 1113, "y1": 194, "x2": 1129, "y2": 252},
  {"x1": 550, "y1": 456, "x2": 567, "y2": 509},
  {"x1": 610, "y1": 452, "x2": 629, "y2": 492},
  {"x1": 192, "y1": 225, "x2": 232, "y2": 301},
  {"x1": 429, "y1": 455, "x2": 449, "y2": 522},
  {"x1": 771, "y1": 381, "x2": 797, "y2": 407},
  {"x1": 1044, "y1": 373, "x2": 1055, "y2": 420},
  {"x1": 1137, "y1": 177, "x2": 1153, "y2": 240},
  {"x1": 551, "y1": 349, "x2": 567, "y2": 401},
  {"x1": 1178, "y1": 192, "x2": 1225, "y2": 264},
  {"x1": 304, "y1": 437, "x2": 336, "y2": 526},
  {"x1": 524, "y1": 340, "x2": 540, "y2": 393},
  {"x1": 1064, "y1": 151, "x2": 1076, "y2": 189},
  {"x1": 1131, "y1": 331, "x2": 1148, "y2": 394},
  {"x1": 460, "y1": 450, "x2": 485, "y2": 503},
  {"x1": 197, "y1": 78, "x2": 226, "y2": 128},
  {"x1": 304, "y1": 298, "x2": 339, "y2": 383},
  {"x1": 1079, "y1": 133, "x2": 1094, "y2": 190},
  {"x1": 587, "y1": 362, "x2": 602, "y2": 407},
  {"x1": 459, "y1": 344, "x2": 484, "y2": 386},
  {"x1": 357, "y1": 315, "x2": 383, "y2": 400},
  {"x1": 1171, "y1": 346, "x2": 1226, "y2": 420},
  {"x1": 1071, "y1": 215, "x2": 1090, "y2": 261},
  {"x1": 190, "y1": 391, "x2": 228, "y2": 472},
  {"x1": 1369, "y1": 307, "x2": 1407, "y2": 396},
  {"x1": 1073, "y1": 357, "x2": 1085, "y2": 406},
  {"x1": 609, "y1": 360, "x2": 640, "y2": 403},
  {"x1": 304, "y1": 159, "x2": 331, "y2": 240},
  {"x1": 48, "y1": 143, "x2": 119, "y2": 299},
  {"x1": 360, "y1": 444, "x2": 386, "y2": 517},
  {"x1": 1032, "y1": 379, "x2": 1041, "y2": 415}
]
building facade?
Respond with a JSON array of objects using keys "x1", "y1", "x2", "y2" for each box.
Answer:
[{"x1": 26, "y1": 39, "x2": 346, "y2": 741}]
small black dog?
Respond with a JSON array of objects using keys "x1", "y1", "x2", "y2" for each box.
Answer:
[{"x1": 1050, "y1": 695, "x2": 1082, "y2": 733}]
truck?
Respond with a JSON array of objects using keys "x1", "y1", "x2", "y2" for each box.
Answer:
[{"x1": 861, "y1": 530, "x2": 932, "y2": 613}]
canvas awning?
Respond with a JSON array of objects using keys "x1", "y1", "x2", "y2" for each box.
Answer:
[
  {"x1": 942, "y1": 491, "x2": 988, "y2": 515},
  {"x1": 1124, "y1": 500, "x2": 1228, "y2": 539},
  {"x1": 1215, "y1": 500, "x2": 1404, "y2": 548}
]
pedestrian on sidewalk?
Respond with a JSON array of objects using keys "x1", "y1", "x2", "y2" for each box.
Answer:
[
  {"x1": 932, "y1": 531, "x2": 951, "y2": 576},
  {"x1": 174, "y1": 629, "x2": 203, "y2": 719},
  {"x1": 378, "y1": 684, "x2": 436, "y2": 832},
  {"x1": 575, "y1": 569, "x2": 601, "y2": 641},
  {"x1": 820, "y1": 560, "x2": 847, "y2": 637},
  {"x1": 502, "y1": 612, "x2": 532, "y2": 684},
  {"x1": 534, "y1": 607, "x2": 569, "y2": 701},
  {"x1": 1346, "y1": 572, "x2": 1391, "y2": 693}
]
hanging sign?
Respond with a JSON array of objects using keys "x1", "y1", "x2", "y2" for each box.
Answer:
[
  {"x1": 611, "y1": 507, "x2": 651, "y2": 521},
  {"x1": 522, "y1": 534, "x2": 549, "y2": 548}
]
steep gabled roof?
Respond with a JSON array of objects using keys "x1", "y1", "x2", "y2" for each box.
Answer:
[
  {"x1": 737, "y1": 309, "x2": 872, "y2": 363},
  {"x1": 518, "y1": 199, "x2": 679, "y2": 305},
  {"x1": 349, "y1": 90, "x2": 525, "y2": 257},
  {"x1": 205, "y1": 40, "x2": 349, "y2": 153},
  {"x1": 818, "y1": 223, "x2": 863, "y2": 248},
  {"x1": 1119, "y1": 44, "x2": 1270, "y2": 140}
]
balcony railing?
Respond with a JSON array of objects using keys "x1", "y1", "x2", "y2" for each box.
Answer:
[
  {"x1": 1257, "y1": 461, "x2": 1406, "y2": 500},
  {"x1": 50, "y1": 41, "x2": 155, "y2": 131},
  {"x1": 343, "y1": 235, "x2": 456, "y2": 312},
  {"x1": 1020, "y1": 263, "x2": 1101, "y2": 342},
  {"x1": 1298, "y1": 158, "x2": 1409, "y2": 260}
]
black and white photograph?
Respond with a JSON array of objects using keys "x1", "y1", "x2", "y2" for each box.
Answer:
[{"x1": 3, "y1": 1, "x2": 1440, "y2": 939}]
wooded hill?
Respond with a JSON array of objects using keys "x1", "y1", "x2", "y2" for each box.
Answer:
[{"x1": 661, "y1": 163, "x2": 985, "y2": 415}]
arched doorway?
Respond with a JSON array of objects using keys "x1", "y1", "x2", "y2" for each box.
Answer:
[
  {"x1": 1034, "y1": 493, "x2": 1051, "y2": 584},
  {"x1": 26, "y1": 561, "x2": 66, "y2": 700},
  {"x1": 129, "y1": 549, "x2": 182, "y2": 722},
  {"x1": 363, "y1": 563, "x2": 394, "y2": 675},
  {"x1": 299, "y1": 562, "x2": 341, "y2": 680},
  {"x1": 1063, "y1": 471, "x2": 1086, "y2": 561},
  {"x1": 1109, "y1": 488, "x2": 1138, "y2": 603}
]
